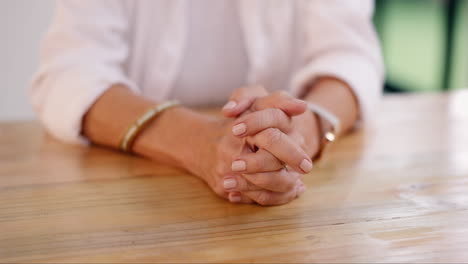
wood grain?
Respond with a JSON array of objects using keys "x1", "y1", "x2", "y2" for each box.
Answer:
[{"x1": 1, "y1": 90, "x2": 468, "y2": 263}]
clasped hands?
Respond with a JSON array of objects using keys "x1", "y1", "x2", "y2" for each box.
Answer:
[{"x1": 199, "y1": 86, "x2": 321, "y2": 206}]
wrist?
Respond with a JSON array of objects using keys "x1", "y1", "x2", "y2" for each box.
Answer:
[
  {"x1": 132, "y1": 107, "x2": 216, "y2": 172},
  {"x1": 297, "y1": 109, "x2": 322, "y2": 159},
  {"x1": 185, "y1": 116, "x2": 224, "y2": 178},
  {"x1": 303, "y1": 76, "x2": 359, "y2": 136}
]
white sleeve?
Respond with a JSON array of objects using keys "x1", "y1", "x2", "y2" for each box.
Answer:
[
  {"x1": 290, "y1": 0, "x2": 384, "y2": 121},
  {"x1": 29, "y1": 0, "x2": 138, "y2": 144}
]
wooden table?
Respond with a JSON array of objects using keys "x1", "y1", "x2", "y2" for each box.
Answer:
[{"x1": 1, "y1": 90, "x2": 468, "y2": 263}]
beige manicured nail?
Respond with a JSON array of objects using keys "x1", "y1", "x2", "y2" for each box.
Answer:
[
  {"x1": 231, "y1": 160, "x2": 246, "y2": 171},
  {"x1": 223, "y1": 178, "x2": 237, "y2": 189},
  {"x1": 232, "y1": 123, "x2": 246, "y2": 136},
  {"x1": 223, "y1": 101, "x2": 237, "y2": 110},
  {"x1": 300, "y1": 159, "x2": 313, "y2": 173}
]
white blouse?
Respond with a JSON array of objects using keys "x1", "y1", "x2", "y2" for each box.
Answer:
[
  {"x1": 171, "y1": 0, "x2": 249, "y2": 107},
  {"x1": 30, "y1": 0, "x2": 384, "y2": 144}
]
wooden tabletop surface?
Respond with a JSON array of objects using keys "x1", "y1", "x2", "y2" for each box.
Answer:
[{"x1": 1, "y1": 90, "x2": 468, "y2": 263}]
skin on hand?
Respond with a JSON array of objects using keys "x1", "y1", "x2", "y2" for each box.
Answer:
[
  {"x1": 223, "y1": 87, "x2": 318, "y2": 174},
  {"x1": 221, "y1": 77, "x2": 360, "y2": 205},
  {"x1": 217, "y1": 86, "x2": 322, "y2": 205},
  {"x1": 195, "y1": 117, "x2": 307, "y2": 205},
  {"x1": 223, "y1": 86, "x2": 308, "y2": 118}
]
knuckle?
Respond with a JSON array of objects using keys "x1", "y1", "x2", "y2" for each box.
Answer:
[
  {"x1": 282, "y1": 178, "x2": 297, "y2": 192},
  {"x1": 236, "y1": 177, "x2": 248, "y2": 191},
  {"x1": 250, "y1": 155, "x2": 265, "y2": 171},
  {"x1": 274, "y1": 182, "x2": 291, "y2": 193},
  {"x1": 271, "y1": 108, "x2": 287, "y2": 123},
  {"x1": 249, "y1": 174, "x2": 269, "y2": 189},
  {"x1": 241, "y1": 114, "x2": 254, "y2": 127},
  {"x1": 293, "y1": 133, "x2": 306, "y2": 148},
  {"x1": 246, "y1": 182, "x2": 258, "y2": 191},
  {"x1": 255, "y1": 191, "x2": 273, "y2": 206},
  {"x1": 276, "y1": 193, "x2": 294, "y2": 206},
  {"x1": 295, "y1": 178, "x2": 303, "y2": 186},
  {"x1": 272, "y1": 171, "x2": 296, "y2": 192},
  {"x1": 263, "y1": 128, "x2": 282, "y2": 147}
]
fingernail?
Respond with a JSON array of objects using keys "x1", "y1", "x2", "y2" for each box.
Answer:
[
  {"x1": 300, "y1": 159, "x2": 313, "y2": 173},
  {"x1": 232, "y1": 123, "x2": 246, "y2": 136},
  {"x1": 223, "y1": 101, "x2": 237, "y2": 110},
  {"x1": 223, "y1": 178, "x2": 237, "y2": 189},
  {"x1": 231, "y1": 160, "x2": 246, "y2": 171},
  {"x1": 229, "y1": 195, "x2": 241, "y2": 203}
]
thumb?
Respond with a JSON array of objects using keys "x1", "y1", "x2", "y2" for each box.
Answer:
[{"x1": 251, "y1": 91, "x2": 307, "y2": 117}]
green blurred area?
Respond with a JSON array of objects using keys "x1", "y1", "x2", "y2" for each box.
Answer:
[{"x1": 374, "y1": 0, "x2": 467, "y2": 92}]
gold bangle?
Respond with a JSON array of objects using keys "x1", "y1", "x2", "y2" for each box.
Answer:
[{"x1": 119, "y1": 100, "x2": 180, "y2": 153}]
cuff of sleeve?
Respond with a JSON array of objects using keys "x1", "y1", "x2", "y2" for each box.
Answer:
[
  {"x1": 289, "y1": 52, "x2": 383, "y2": 122},
  {"x1": 35, "y1": 69, "x2": 139, "y2": 145}
]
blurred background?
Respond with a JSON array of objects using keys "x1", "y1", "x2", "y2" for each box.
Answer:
[
  {"x1": 1, "y1": 0, "x2": 467, "y2": 121},
  {"x1": 374, "y1": 0, "x2": 467, "y2": 93}
]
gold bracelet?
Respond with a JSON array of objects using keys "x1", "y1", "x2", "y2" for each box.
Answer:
[{"x1": 119, "y1": 100, "x2": 180, "y2": 153}]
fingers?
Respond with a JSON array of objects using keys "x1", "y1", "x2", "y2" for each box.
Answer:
[
  {"x1": 243, "y1": 179, "x2": 306, "y2": 206},
  {"x1": 231, "y1": 108, "x2": 291, "y2": 137},
  {"x1": 242, "y1": 169, "x2": 302, "y2": 192},
  {"x1": 232, "y1": 149, "x2": 283, "y2": 173},
  {"x1": 223, "y1": 89, "x2": 307, "y2": 118},
  {"x1": 222, "y1": 169, "x2": 307, "y2": 205},
  {"x1": 228, "y1": 191, "x2": 255, "y2": 204},
  {"x1": 222, "y1": 175, "x2": 263, "y2": 192},
  {"x1": 213, "y1": 176, "x2": 256, "y2": 204},
  {"x1": 249, "y1": 128, "x2": 313, "y2": 174},
  {"x1": 224, "y1": 168, "x2": 302, "y2": 193},
  {"x1": 251, "y1": 91, "x2": 307, "y2": 117},
  {"x1": 222, "y1": 85, "x2": 269, "y2": 118}
]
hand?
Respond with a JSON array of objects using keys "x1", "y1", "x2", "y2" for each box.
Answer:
[
  {"x1": 223, "y1": 86, "x2": 321, "y2": 171},
  {"x1": 193, "y1": 117, "x2": 306, "y2": 206},
  {"x1": 221, "y1": 86, "x2": 322, "y2": 202}
]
